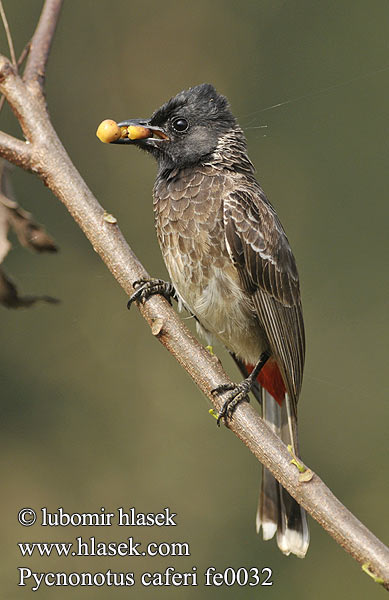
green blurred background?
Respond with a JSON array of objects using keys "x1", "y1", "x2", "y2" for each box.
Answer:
[{"x1": 1, "y1": 1, "x2": 388, "y2": 597}]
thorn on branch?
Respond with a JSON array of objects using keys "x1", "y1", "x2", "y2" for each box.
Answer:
[
  {"x1": 103, "y1": 211, "x2": 117, "y2": 224},
  {"x1": 151, "y1": 317, "x2": 164, "y2": 336}
]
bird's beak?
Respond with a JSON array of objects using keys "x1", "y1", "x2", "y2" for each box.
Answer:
[{"x1": 112, "y1": 119, "x2": 169, "y2": 144}]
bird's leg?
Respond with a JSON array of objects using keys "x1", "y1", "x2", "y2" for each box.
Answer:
[
  {"x1": 212, "y1": 350, "x2": 270, "y2": 425},
  {"x1": 127, "y1": 278, "x2": 177, "y2": 309}
]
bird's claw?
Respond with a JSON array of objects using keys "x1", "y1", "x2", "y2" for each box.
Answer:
[
  {"x1": 212, "y1": 381, "x2": 251, "y2": 426},
  {"x1": 127, "y1": 278, "x2": 176, "y2": 309}
]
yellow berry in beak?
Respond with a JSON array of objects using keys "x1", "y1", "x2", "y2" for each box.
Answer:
[
  {"x1": 127, "y1": 125, "x2": 151, "y2": 140},
  {"x1": 96, "y1": 119, "x2": 121, "y2": 143},
  {"x1": 96, "y1": 120, "x2": 152, "y2": 143}
]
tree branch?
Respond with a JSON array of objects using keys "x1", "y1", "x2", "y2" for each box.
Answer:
[
  {"x1": 0, "y1": 131, "x2": 31, "y2": 168},
  {"x1": 0, "y1": 6, "x2": 388, "y2": 590},
  {"x1": 23, "y1": 0, "x2": 63, "y2": 88}
]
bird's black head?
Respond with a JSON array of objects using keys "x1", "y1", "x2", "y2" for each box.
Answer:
[{"x1": 114, "y1": 84, "x2": 246, "y2": 172}]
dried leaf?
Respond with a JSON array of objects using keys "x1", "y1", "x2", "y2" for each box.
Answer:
[
  {"x1": 0, "y1": 159, "x2": 59, "y2": 308},
  {"x1": 0, "y1": 268, "x2": 59, "y2": 309},
  {"x1": 0, "y1": 160, "x2": 58, "y2": 255}
]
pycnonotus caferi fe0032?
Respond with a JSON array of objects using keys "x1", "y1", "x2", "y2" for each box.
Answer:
[{"x1": 110, "y1": 83, "x2": 309, "y2": 558}]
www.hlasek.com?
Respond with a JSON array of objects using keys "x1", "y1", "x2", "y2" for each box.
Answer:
[
  {"x1": 18, "y1": 536, "x2": 189, "y2": 558},
  {"x1": 17, "y1": 506, "x2": 273, "y2": 590}
]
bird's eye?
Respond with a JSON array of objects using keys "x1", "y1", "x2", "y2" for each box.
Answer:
[{"x1": 171, "y1": 117, "x2": 189, "y2": 132}]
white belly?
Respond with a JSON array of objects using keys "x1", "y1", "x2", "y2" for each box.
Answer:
[{"x1": 171, "y1": 264, "x2": 265, "y2": 363}]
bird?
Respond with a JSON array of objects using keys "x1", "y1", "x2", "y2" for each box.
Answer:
[{"x1": 111, "y1": 83, "x2": 309, "y2": 558}]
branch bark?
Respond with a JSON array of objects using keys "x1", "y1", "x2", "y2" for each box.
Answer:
[
  {"x1": 0, "y1": 2, "x2": 388, "y2": 590},
  {"x1": 23, "y1": 0, "x2": 63, "y2": 88},
  {"x1": 0, "y1": 131, "x2": 31, "y2": 167}
]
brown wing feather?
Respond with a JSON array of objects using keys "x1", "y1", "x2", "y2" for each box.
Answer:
[{"x1": 224, "y1": 184, "x2": 305, "y2": 409}]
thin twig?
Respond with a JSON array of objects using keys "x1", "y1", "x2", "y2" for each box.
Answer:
[
  {"x1": 0, "y1": 1, "x2": 17, "y2": 67},
  {"x1": 17, "y1": 40, "x2": 31, "y2": 69},
  {"x1": 23, "y1": 0, "x2": 63, "y2": 86}
]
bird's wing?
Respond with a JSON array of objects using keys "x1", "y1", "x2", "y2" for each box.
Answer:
[{"x1": 223, "y1": 184, "x2": 305, "y2": 408}]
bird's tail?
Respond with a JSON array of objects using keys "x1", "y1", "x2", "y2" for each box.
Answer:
[
  {"x1": 256, "y1": 388, "x2": 309, "y2": 558},
  {"x1": 231, "y1": 354, "x2": 309, "y2": 557}
]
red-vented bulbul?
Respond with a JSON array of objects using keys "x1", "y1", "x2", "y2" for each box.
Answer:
[{"x1": 111, "y1": 83, "x2": 309, "y2": 558}]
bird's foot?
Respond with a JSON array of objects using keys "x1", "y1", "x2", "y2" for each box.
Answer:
[
  {"x1": 212, "y1": 351, "x2": 270, "y2": 426},
  {"x1": 212, "y1": 379, "x2": 253, "y2": 426},
  {"x1": 127, "y1": 278, "x2": 176, "y2": 309}
]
